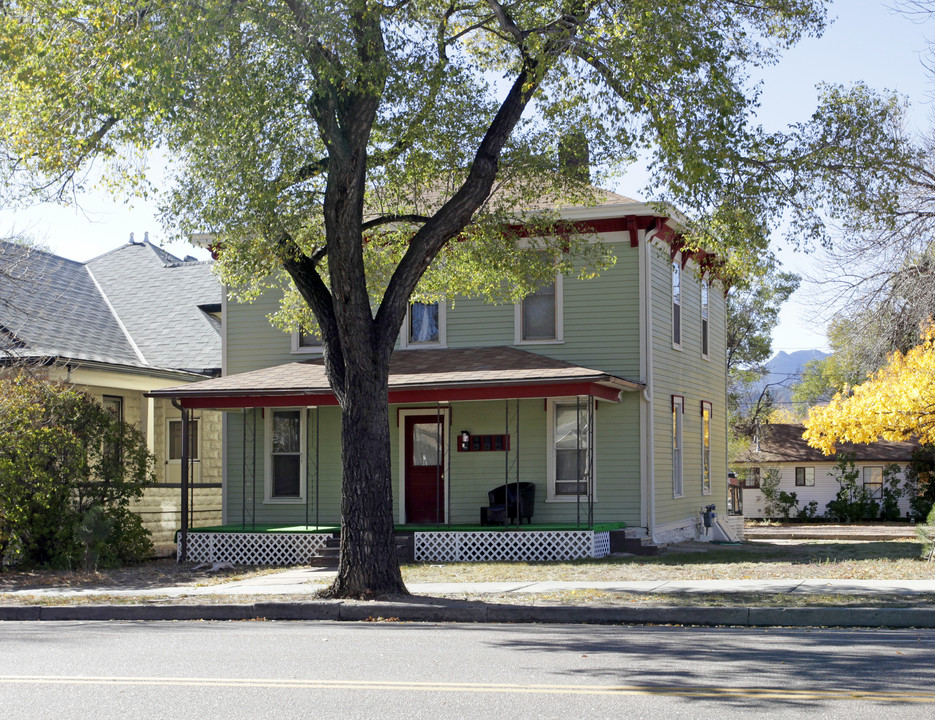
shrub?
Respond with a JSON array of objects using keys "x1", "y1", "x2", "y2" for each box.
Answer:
[
  {"x1": 824, "y1": 453, "x2": 878, "y2": 522},
  {"x1": 905, "y1": 446, "x2": 935, "y2": 521},
  {"x1": 0, "y1": 373, "x2": 154, "y2": 569}
]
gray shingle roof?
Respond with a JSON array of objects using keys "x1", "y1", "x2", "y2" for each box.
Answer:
[
  {"x1": 87, "y1": 242, "x2": 221, "y2": 374},
  {"x1": 0, "y1": 239, "x2": 221, "y2": 375},
  {"x1": 0, "y1": 242, "x2": 141, "y2": 366}
]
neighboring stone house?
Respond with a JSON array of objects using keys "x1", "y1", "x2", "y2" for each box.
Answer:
[
  {"x1": 153, "y1": 190, "x2": 738, "y2": 564},
  {"x1": 733, "y1": 423, "x2": 918, "y2": 519},
  {"x1": 0, "y1": 237, "x2": 224, "y2": 552}
]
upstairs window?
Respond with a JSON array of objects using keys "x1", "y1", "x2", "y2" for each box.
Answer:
[
  {"x1": 516, "y1": 253, "x2": 563, "y2": 344},
  {"x1": 403, "y1": 301, "x2": 446, "y2": 348},
  {"x1": 292, "y1": 326, "x2": 322, "y2": 353},
  {"x1": 672, "y1": 260, "x2": 682, "y2": 349},
  {"x1": 701, "y1": 279, "x2": 709, "y2": 358}
]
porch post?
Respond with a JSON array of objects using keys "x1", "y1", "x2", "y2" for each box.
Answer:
[{"x1": 179, "y1": 402, "x2": 190, "y2": 562}]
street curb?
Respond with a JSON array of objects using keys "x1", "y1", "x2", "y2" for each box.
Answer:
[{"x1": 4, "y1": 602, "x2": 935, "y2": 627}]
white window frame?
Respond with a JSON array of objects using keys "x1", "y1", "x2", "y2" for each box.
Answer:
[
  {"x1": 546, "y1": 397, "x2": 596, "y2": 502},
  {"x1": 515, "y1": 272, "x2": 564, "y2": 345},
  {"x1": 291, "y1": 328, "x2": 323, "y2": 354},
  {"x1": 701, "y1": 278, "x2": 709, "y2": 360},
  {"x1": 672, "y1": 258, "x2": 682, "y2": 350},
  {"x1": 863, "y1": 465, "x2": 884, "y2": 499},
  {"x1": 672, "y1": 395, "x2": 684, "y2": 497},
  {"x1": 400, "y1": 300, "x2": 447, "y2": 349},
  {"x1": 701, "y1": 400, "x2": 711, "y2": 495},
  {"x1": 264, "y1": 407, "x2": 307, "y2": 503},
  {"x1": 167, "y1": 418, "x2": 200, "y2": 463}
]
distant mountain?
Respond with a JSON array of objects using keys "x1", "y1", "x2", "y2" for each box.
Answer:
[{"x1": 745, "y1": 349, "x2": 829, "y2": 409}]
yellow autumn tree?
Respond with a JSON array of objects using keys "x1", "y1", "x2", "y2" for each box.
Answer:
[{"x1": 804, "y1": 326, "x2": 935, "y2": 454}]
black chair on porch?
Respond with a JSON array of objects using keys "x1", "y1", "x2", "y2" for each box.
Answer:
[{"x1": 480, "y1": 482, "x2": 536, "y2": 525}]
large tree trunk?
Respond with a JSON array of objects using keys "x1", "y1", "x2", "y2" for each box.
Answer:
[{"x1": 325, "y1": 355, "x2": 407, "y2": 598}]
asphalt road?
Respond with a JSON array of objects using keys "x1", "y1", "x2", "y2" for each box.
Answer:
[{"x1": 2, "y1": 621, "x2": 935, "y2": 718}]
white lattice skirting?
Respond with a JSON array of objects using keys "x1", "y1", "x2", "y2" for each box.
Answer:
[
  {"x1": 181, "y1": 532, "x2": 331, "y2": 565},
  {"x1": 415, "y1": 530, "x2": 611, "y2": 562}
]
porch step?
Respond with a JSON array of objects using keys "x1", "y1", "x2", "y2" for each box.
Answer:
[
  {"x1": 308, "y1": 534, "x2": 415, "y2": 567},
  {"x1": 609, "y1": 530, "x2": 662, "y2": 556},
  {"x1": 306, "y1": 536, "x2": 340, "y2": 567}
]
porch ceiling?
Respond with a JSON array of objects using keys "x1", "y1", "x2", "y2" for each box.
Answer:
[{"x1": 148, "y1": 346, "x2": 643, "y2": 409}]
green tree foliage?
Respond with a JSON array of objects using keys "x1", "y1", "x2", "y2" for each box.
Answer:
[
  {"x1": 0, "y1": 1, "x2": 916, "y2": 596},
  {"x1": 0, "y1": 373, "x2": 154, "y2": 569}
]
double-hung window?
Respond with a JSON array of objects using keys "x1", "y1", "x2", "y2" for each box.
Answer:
[
  {"x1": 402, "y1": 301, "x2": 446, "y2": 348},
  {"x1": 548, "y1": 400, "x2": 592, "y2": 500},
  {"x1": 701, "y1": 279, "x2": 709, "y2": 359},
  {"x1": 743, "y1": 467, "x2": 761, "y2": 489},
  {"x1": 168, "y1": 419, "x2": 199, "y2": 462},
  {"x1": 672, "y1": 396, "x2": 684, "y2": 497},
  {"x1": 266, "y1": 408, "x2": 306, "y2": 501},
  {"x1": 516, "y1": 253, "x2": 563, "y2": 343},
  {"x1": 863, "y1": 466, "x2": 883, "y2": 499},
  {"x1": 672, "y1": 260, "x2": 682, "y2": 349},
  {"x1": 701, "y1": 401, "x2": 711, "y2": 494}
]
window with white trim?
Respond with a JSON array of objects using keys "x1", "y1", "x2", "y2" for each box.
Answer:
[
  {"x1": 265, "y1": 408, "x2": 306, "y2": 501},
  {"x1": 863, "y1": 466, "x2": 883, "y2": 499},
  {"x1": 742, "y1": 467, "x2": 761, "y2": 489},
  {"x1": 402, "y1": 301, "x2": 446, "y2": 348},
  {"x1": 516, "y1": 254, "x2": 563, "y2": 344},
  {"x1": 701, "y1": 401, "x2": 711, "y2": 494},
  {"x1": 795, "y1": 467, "x2": 815, "y2": 487},
  {"x1": 547, "y1": 399, "x2": 593, "y2": 500},
  {"x1": 701, "y1": 278, "x2": 709, "y2": 359},
  {"x1": 291, "y1": 327, "x2": 322, "y2": 354},
  {"x1": 672, "y1": 260, "x2": 682, "y2": 349},
  {"x1": 672, "y1": 395, "x2": 684, "y2": 497}
]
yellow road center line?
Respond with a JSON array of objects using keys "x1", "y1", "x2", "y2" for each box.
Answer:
[{"x1": 1, "y1": 676, "x2": 933, "y2": 702}]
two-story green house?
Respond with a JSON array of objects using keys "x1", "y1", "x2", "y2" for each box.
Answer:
[{"x1": 152, "y1": 192, "x2": 736, "y2": 564}]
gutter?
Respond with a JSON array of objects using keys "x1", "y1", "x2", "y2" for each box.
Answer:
[{"x1": 642, "y1": 221, "x2": 662, "y2": 545}]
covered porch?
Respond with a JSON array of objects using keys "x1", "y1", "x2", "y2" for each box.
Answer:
[{"x1": 149, "y1": 346, "x2": 643, "y2": 564}]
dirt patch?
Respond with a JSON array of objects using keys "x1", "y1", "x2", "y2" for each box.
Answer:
[{"x1": 0, "y1": 559, "x2": 284, "y2": 592}]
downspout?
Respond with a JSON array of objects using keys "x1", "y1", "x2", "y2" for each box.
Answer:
[
  {"x1": 171, "y1": 398, "x2": 189, "y2": 563},
  {"x1": 641, "y1": 222, "x2": 662, "y2": 545}
]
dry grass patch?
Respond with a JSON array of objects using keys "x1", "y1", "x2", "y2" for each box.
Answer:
[{"x1": 401, "y1": 539, "x2": 935, "y2": 583}]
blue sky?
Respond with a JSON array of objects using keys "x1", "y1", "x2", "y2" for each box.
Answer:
[{"x1": 2, "y1": 1, "x2": 932, "y2": 353}]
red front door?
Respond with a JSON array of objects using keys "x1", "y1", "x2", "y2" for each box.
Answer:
[{"x1": 405, "y1": 415, "x2": 445, "y2": 523}]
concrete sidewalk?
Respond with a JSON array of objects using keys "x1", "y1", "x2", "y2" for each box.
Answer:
[
  {"x1": 4, "y1": 566, "x2": 935, "y2": 627},
  {"x1": 7, "y1": 566, "x2": 935, "y2": 599}
]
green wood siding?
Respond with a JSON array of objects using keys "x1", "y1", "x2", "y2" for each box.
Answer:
[
  {"x1": 648, "y1": 242, "x2": 728, "y2": 531},
  {"x1": 220, "y1": 233, "x2": 727, "y2": 537}
]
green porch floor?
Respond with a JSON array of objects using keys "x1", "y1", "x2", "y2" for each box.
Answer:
[{"x1": 188, "y1": 522, "x2": 625, "y2": 534}]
